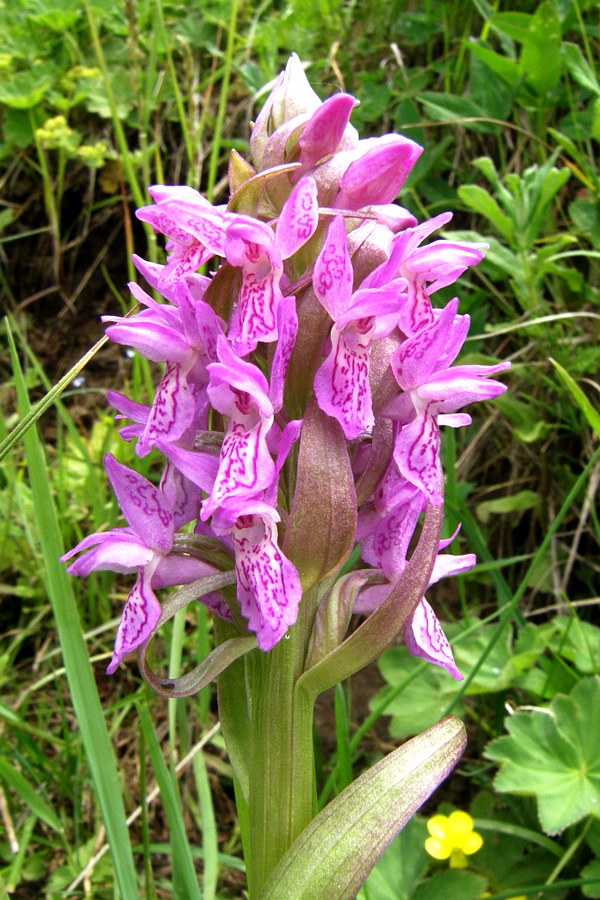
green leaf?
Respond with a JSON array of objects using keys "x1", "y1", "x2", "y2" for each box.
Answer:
[
  {"x1": 0, "y1": 67, "x2": 53, "y2": 109},
  {"x1": 413, "y1": 869, "x2": 488, "y2": 900},
  {"x1": 6, "y1": 321, "x2": 139, "y2": 896},
  {"x1": 468, "y1": 43, "x2": 522, "y2": 89},
  {"x1": 582, "y1": 858, "x2": 600, "y2": 898},
  {"x1": 457, "y1": 184, "x2": 514, "y2": 242},
  {"x1": 0, "y1": 758, "x2": 62, "y2": 832},
  {"x1": 519, "y1": 1, "x2": 562, "y2": 95},
  {"x1": 562, "y1": 42, "x2": 600, "y2": 95},
  {"x1": 138, "y1": 702, "x2": 202, "y2": 900},
  {"x1": 476, "y1": 489, "x2": 541, "y2": 523},
  {"x1": 485, "y1": 677, "x2": 600, "y2": 834},
  {"x1": 261, "y1": 717, "x2": 467, "y2": 900},
  {"x1": 356, "y1": 818, "x2": 429, "y2": 900},
  {"x1": 550, "y1": 358, "x2": 600, "y2": 439}
]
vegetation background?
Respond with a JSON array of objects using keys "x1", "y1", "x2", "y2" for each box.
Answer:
[{"x1": 0, "y1": 0, "x2": 599, "y2": 897}]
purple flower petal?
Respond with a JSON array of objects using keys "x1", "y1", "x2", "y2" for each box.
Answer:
[
  {"x1": 61, "y1": 530, "x2": 153, "y2": 576},
  {"x1": 313, "y1": 215, "x2": 353, "y2": 320},
  {"x1": 314, "y1": 323, "x2": 374, "y2": 440},
  {"x1": 276, "y1": 176, "x2": 319, "y2": 258},
  {"x1": 104, "y1": 454, "x2": 174, "y2": 552},
  {"x1": 393, "y1": 407, "x2": 444, "y2": 506},
  {"x1": 404, "y1": 598, "x2": 462, "y2": 680},
  {"x1": 232, "y1": 508, "x2": 301, "y2": 650},
  {"x1": 106, "y1": 564, "x2": 162, "y2": 674}
]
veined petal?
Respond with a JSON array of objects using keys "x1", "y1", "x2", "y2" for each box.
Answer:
[
  {"x1": 106, "y1": 563, "x2": 161, "y2": 674},
  {"x1": 104, "y1": 454, "x2": 174, "y2": 552},
  {"x1": 404, "y1": 598, "x2": 462, "y2": 680},
  {"x1": 231, "y1": 268, "x2": 280, "y2": 354},
  {"x1": 232, "y1": 510, "x2": 301, "y2": 650},
  {"x1": 276, "y1": 176, "x2": 319, "y2": 258},
  {"x1": 269, "y1": 294, "x2": 298, "y2": 412},
  {"x1": 314, "y1": 325, "x2": 374, "y2": 440},
  {"x1": 393, "y1": 407, "x2": 444, "y2": 506},
  {"x1": 105, "y1": 318, "x2": 191, "y2": 364},
  {"x1": 62, "y1": 531, "x2": 153, "y2": 576},
  {"x1": 313, "y1": 215, "x2": 353, "y2": 320},
  {"x1": 159, "y1": 462, "x2": 201, "y2": 530},
  {"x1": 136, "y1": 363, "x2": 199, "y2": 457},
  {"x1": 392, "y1": 298, "x2": 459, "y2": 389},
  {"x1": 204, "y1": 416, "x2": 276, "y2": 517}
]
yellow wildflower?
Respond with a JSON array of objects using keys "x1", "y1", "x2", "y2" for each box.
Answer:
[{"x1": 425, "y1": 810, "x2": 483, "y2": 868}]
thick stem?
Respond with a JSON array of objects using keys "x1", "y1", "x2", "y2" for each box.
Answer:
[{"x1": 245, "y1": 583, "x2": 322, "y2": 896}]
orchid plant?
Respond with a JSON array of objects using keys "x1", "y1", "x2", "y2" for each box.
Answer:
[{"x1": 62, "y1": 55, "x2": 509, "y2": 897}]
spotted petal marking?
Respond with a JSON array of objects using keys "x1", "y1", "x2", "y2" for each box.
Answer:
[
  {"x1": 313, "y1": 216, "x2": 353, "y2": 320},
  {"x1": 393, "y1": 406, "x2": 443, "y2": 507},
  {"x1": 106, "y1": 564, "x2": 161, "y2": 674},
  {"x1": 314, "y1": 324, "x2": 374, "y2": 440},
  {"x1": 232, "y1": 512, "x2": 301, "y2": 650},
  {"x1": 275, "y1": 176, "x2": 319, "y2": 259},
  {"x1": 136, "y1": 363, "x2": 198, "y2": 457},
  {"x1": 104, "y1": 454, "x2": 174, "y2": 552},
  {"x1": 404, "y1": 598, "x2": 462, "y2": 680}
]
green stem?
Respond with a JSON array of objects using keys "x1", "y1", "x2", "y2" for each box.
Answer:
[{"x1": 245, "y1": 584, "x2": 321, "y2": 896}]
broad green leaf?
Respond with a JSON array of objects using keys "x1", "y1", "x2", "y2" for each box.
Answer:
[
  {"x1": 261, "y1": 717, "x2": 467, "y2": 900},
  {"x1": 485, "y1": 677, "x2": 600, "y2": 834},
  {"x1": 374, "y1": 621, "x2": 514, "y2": 739},
  {"x1": 562, "y1": 42, "x2": 600, "y2": 95},
  {"x1": 476, "y1": 489, "x2": 541, "y2": 523},
  {"x1": 413, "y1": 869, "x2": 488, "y2": 900},
  {"x1": 520, "y1": 2, "x2": 562, "y2": 95},
  {"x1": 468, "y1": 43, "x2": 521, "y2": 89},
  {"x1": 457, "y1": 184, "x2": 514, "y2": 242},
  {"x1": 419, "y1": 93, "x2": 491, "y2": 133},
  {"x1": 0, "y1": 67, "x2": 53, "y2": 108},
  {"x1": 490, "y1": 11, "x2": 534, "y2": 43},
  {"x1": 550, "y1": 358, "x2": 600, "y2": 439},
  {"x1": 582, "y1": 858, "x2": 600, "y2": 898}
]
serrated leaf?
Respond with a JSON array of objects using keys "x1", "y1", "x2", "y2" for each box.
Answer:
[
  {"x1": 485, "y1": 677, "x2": 600, "y2": 834},
  {"x1": 261, "y1": 717, "x2": 467, "y2": 900}
]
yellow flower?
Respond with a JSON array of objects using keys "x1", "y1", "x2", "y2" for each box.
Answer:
[{"x1": 425, "y1": 810, "x2": 483, "y2": 868}]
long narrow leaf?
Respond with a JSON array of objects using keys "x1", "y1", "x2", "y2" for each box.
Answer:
[
  {"x1": 7, "y1": 321, "x2": 139, "y2": 898},
  {"x1": 137, "y1": 701, "x2": 202, "y2": 900}
]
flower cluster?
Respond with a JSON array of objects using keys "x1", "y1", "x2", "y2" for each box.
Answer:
[{"x1": 63, "y1": 55, "x2": 508, "y2": 678}]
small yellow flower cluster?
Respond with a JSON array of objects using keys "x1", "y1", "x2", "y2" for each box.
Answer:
[
  {"x1": 35, "y1": 115, "x2": 77, "y2": 151},
  {"x1": 78, "y1": 141, "x2": 108, "y2": 169},
  {"x1": 425, "y1": 810, "x2": 483, "y2": 868},
  {"x1": 61, "y1": 65, "x2": 101, "y2": 93}
]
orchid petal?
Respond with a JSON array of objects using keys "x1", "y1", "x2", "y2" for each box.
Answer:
[
  {"x1": 313, "y1": 216, "x2": 353, "y2": 320},
  {"x1": 106, "y1": 564, "x2": 162, "y2": 674},
  {"x1": 276, "y1": 176, "x2": 319, "y2": 258},
  {"x1": 232, "y1": 511, "x2": 301, "y2": 650},
  {"x1": 404, "y1": 598, "x2": 462, "y2": 680},
  {"x1": 104, "y1": 454, "x2": 174, "y2": 552}
]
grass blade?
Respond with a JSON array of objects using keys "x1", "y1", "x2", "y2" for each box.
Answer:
[{"x1": 6, "y1": 320, "x2": 139, "y2": 898}]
